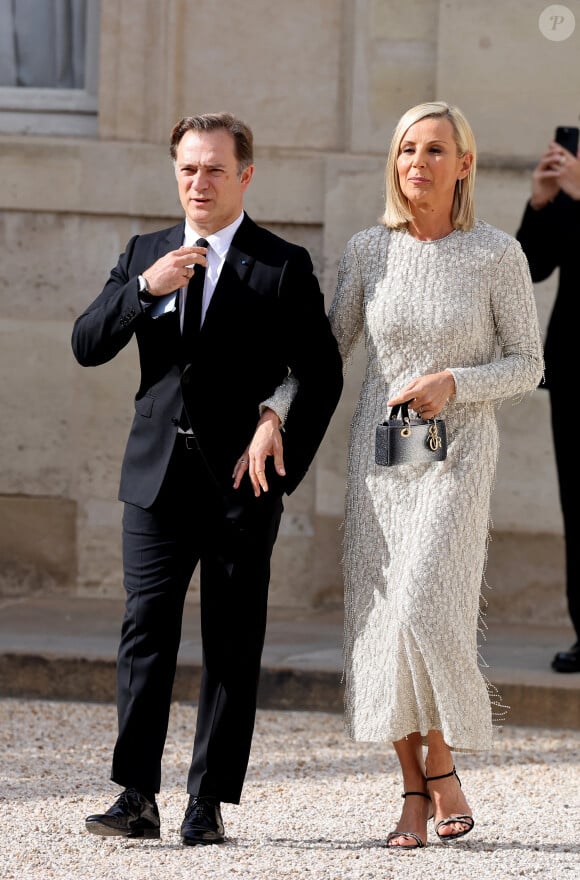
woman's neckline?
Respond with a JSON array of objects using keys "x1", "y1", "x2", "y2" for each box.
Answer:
[{"x1": 401, "y1": 225, "x2": 460, "y2": 243}]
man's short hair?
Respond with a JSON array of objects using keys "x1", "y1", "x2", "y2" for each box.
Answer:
[{"x1": 169, "y1": 112, "x2": 254, "y2": 173}]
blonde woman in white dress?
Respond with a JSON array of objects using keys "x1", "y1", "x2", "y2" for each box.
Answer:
[{"x1": 326, "y1": 101, "x2": 543, "y2": 848}]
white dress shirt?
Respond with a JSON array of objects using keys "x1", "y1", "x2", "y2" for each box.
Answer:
[{"x1": 181, "y1": 211, "x2": 245, "y2": 330}]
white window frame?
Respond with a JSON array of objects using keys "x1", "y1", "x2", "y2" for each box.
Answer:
[{"x1": 0, "y1": 0, "x2": 100, "y2": 137}]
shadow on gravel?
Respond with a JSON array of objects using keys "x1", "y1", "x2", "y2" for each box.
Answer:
[{"x1": 262, "y1": 836, "x2": 580, "y2": 855}]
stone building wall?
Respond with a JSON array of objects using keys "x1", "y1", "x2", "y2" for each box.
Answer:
[{"x1": 1, "y1": 0, "x2": 577, "y2": 624}]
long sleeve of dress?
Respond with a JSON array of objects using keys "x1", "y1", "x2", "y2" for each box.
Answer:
[
  {"x1": 447, "y1": 237, "x2": 544, "y2": 404},
  {"x1": 259, "y1": 373, "x2": 298, "y2": 426},
  {"x1": 328, "y1": 234, "x2": 366, "y2": 370}
]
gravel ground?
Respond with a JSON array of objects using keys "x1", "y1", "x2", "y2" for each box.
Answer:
[{"x1": 1, "y1": 698, "x2": 579, "y2": 880}]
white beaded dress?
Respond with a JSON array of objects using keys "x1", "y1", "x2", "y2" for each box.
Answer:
[{"x1": 329, "y1": 221, "x2": 543, "y2": 751}]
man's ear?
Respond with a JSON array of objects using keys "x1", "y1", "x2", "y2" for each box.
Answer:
[{"x1": 240, "y1": 164, "x2": 254, "y2": 191}]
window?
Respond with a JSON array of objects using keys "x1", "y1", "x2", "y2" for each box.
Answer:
[{"x1": 0, "y1": 0, "x2": 100, "y2": 136}]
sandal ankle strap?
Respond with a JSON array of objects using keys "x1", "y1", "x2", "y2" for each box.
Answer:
[
  {"x1": 402, "y1": 790, "x2": 431, "y2": 800},
  {"x1": 425, "y1": 764, "x2": 461, "y2": 786}
]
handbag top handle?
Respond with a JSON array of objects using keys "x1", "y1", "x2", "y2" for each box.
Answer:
[
  {"x1": 388, "y1": 399, "x2": 439, "y2": 425},
  {"x1": 388, "y1": 400, "x2": 413, "y2": 422}
]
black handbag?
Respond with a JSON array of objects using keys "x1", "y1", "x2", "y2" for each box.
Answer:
[{"x1": 375, "y1": 400, "x2": 447, "y2": 467}]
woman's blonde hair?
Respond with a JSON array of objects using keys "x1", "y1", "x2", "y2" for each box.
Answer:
[{"x1": 381, "y1": 101, "x2": 476, "y2": 231}]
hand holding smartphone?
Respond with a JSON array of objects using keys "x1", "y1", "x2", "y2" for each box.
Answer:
[
  {"x1": 530, "y1": 126, "x2": 580, "y2": 209},
  {"x1": 555, "y1": 125, "x2": 579, "y2": 156},
  {"x1": 551, "y1": 125, "x2": 580, "y2": 202}
]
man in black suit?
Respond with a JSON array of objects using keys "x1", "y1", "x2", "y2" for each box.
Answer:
[{"x1": 72, "y1": 112, "x2": 343, "y2": 844}]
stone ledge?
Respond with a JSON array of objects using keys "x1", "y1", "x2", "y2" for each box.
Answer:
[
  {"x1": 0, "y1": 136, "x2": 325, "y2": 223},
  {"x1": 1, "y1": 653, "x2": 577, "y2": 730}
]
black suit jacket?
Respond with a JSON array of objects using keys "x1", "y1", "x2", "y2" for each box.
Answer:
[
  {"x1": 71, "y1": 213, "x2": 343, "y2": 508},
  {"x1": 516, "y1": 194, "x2": 579, "y2": 391}
]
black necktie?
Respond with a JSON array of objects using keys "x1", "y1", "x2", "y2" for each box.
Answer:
[
  {"x1": 181, "y1": 237, "x2": 208, "y2": 359},
  {"x1": 179, "y1": 238, "x2": 208, "y2": 431}
]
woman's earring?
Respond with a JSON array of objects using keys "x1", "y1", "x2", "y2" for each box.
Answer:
[{"x1": 457, "y1": 178, "x2": 462, "y2": 195}]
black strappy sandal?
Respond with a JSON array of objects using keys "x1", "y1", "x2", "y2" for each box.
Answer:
[
  {"x1": 386, "y1": 791, "x2": 432, "y2": 850},
  {"x1": 425, "y1": 765, "x2": 475, "y2": 843}
]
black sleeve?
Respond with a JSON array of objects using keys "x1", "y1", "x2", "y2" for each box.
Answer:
[
  {"x1": 276, "y1": 248, "x2": 343, "y2": 494},
  {"x1": 515, "y1": 199, "x2": 562, "y2": 283},
  {"x1": 71, "y1": 236, "x2": 145, "y2": 367}
]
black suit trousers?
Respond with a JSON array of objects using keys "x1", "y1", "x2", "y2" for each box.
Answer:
[
  {"x1": 111, "y1": 434, "x2": 283, "y2": 803},
  {"x1": 549, "y1": 386, "x2": 579, "y2": 641}
]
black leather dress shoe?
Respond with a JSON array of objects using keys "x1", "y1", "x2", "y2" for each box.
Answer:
[
  {"x1": 85, "y1": 788, "x2": 160, "y2": 838},
  {"x1": 180, "y1": 796, "x2": 225, "y2": 846},
  {"x1": 551, "y1": 641, "x2": 580, "y2": 673}
]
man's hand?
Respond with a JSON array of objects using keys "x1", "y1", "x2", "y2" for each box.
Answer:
[
  {"x1": 141, "y1": 244, "x2": 207, "y2": 296},
  {"x1": 232, "y1": 408, "x2": 285, "y2": 496}
]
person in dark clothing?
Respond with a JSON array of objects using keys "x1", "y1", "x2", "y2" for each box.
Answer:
[
  {"x1": 72, "y1": 112, "x2": 343, "y2": 844},
  {"x1": 516, "y1": 135, "x2": 580, "y2": 673}
]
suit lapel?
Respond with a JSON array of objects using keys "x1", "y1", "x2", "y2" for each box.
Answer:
[
  {"x1": 160, "y1": 222, "x2": 185, "y2": 257},
  {"x1": 201, "y1": 217, "x2": 256, "y2": 331}
]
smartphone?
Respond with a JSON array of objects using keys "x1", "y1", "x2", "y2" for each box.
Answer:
[{"x1": 555, "y1": 125, "x2": 579, "y2": 155}]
